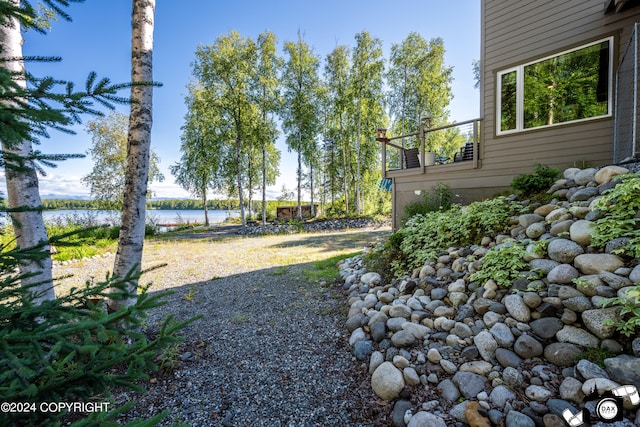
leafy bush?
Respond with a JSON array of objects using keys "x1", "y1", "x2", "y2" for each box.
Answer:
[
  {"x1": 469, "y1": 240, "x2": 529, "y2": 287},
  {"x1": 396, "y1": 196, "x2": 526, "y2": 269},
  {"x1": 511, "y1": 163, "x2": 560, "y2": 195},
  {"x1": 0, "y1": 244, "x2": 198, "y2": 426},
  {"x1": 598, "y1": 283, "x2": 640, "y2": 337},
  {"x1": 402, "y1": 183, "x2": 452, "y2": 224},
  {"x1": 592, "y1": 173, "x2": 640, "y2": 257}
]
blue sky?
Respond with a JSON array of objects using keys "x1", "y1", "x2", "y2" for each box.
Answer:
[{"x1": 18, "y1": 0, "x2": 480, "y2": 199}]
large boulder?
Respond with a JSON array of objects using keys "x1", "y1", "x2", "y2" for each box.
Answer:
[
  {"x1": 371, "y1": 361, "x2": 405, "y2": 401},
  {"x1": 595, "y1": 165, "x2": 629, "y2": 184},
  {"x1": 574, "y1": 254, "x2": 624, "y2": 275},
  {"x1": 547, "y1": 239, "x2": 584, "y2": 263}
]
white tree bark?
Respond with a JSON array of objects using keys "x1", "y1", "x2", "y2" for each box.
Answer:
[
  {"x1": 0, "y1": 0, "x2": 55, "y2": 302},
  {"x1": 111, "y1": 0, "x2": 156, "y2": 310}
]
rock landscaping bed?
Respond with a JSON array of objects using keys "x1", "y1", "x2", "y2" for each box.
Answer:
[
  {"x1": 238, "y1": 217, "x2": 390, "y2": 235},
  {"x1": 340, "y1": 164, "x2": 640, "y2": 426}
]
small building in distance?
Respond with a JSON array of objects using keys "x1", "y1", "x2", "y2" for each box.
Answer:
[{"x1": 276, "y1": 205, "x2": 319, "y2": 221}]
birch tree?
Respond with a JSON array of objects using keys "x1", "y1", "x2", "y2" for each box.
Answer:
[
  {"x1": 324, "y1": 45, "x2": 352, "y2": 215},
  {"x1": 349, "y1": 31, "x2": 385, "y2": 215},
  {"x1": 387, "y1": 34, "x2": 453, "y2": 151},
  {"x1": 83, "y1": 111, "x2": 163, "y2": 210},
  {"x1": 281, "y1": 34, "x2": 320, "y2": 219},
  {"x1": 253, "y1": 31, "x2": 281, "y2": 224},
  {"x1": 0, "y1": 1, "x2": 134, "y2": 302},
  {"x1": 111, "y1": 0, "x2": 157, "y2": 310},
  {"x1": 171, "y1": 87, "x2": 224, "y2": 226},
  {"x1": 193, "y1": 31, "x2": 257, "y2": 228},
  {"x1": 0, "y1": 0, "x2": 54, "y2": 301}
]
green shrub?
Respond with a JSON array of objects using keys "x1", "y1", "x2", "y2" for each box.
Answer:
[
  {"x1": 469, "y1": 240, "x2": 529, "y2": 287},
  {"x1": 0, "y1": 243, "x2": 199, "y2": 426},
  {"x1": 511, "y1": 163, "x2": 560, "y2": 195},
  {"x1": 598, "y1": 283, "x2": 640, "y2": 337},
  {"x1": 592, "y1": 173, "x2": 640, "y2": 257},
  {"x1": 396, "y1": 196, "x2": 526, "y2": 270}
]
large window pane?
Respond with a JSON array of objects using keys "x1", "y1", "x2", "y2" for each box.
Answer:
[
  {"x1": 500, "y1": 71, "x2": 517, "y2": 132},
  {"x1": 523, "y1": 41, "x2": 609, "y2": 129}
]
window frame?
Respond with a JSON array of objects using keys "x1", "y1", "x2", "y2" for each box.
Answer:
[{"x1": 496, "y1": 37, "x2": 614, "y2": 136}]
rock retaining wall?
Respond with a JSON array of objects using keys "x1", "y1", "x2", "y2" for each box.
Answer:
[
  {"x1": 238, "y1": 217, "x2": 389, "y2": 235},
  {"x1": 340, "y1": 165, "x2": 640, "y2": 426}
]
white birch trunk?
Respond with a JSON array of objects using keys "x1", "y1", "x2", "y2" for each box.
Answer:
[
  {"x1": 355, "y1": 105, "x2": 362, "y2": 215},
  {"x1": 111, "y1": 0, "x2": 155, "y2": 310},
  {"x1": 262, "y1": 139, "x2": 267, "y2": 224},
  {"x1": 297, "y1": 131, "x2": 303, "y2": 220},
  {"x1": 237, "y1": 135, "x2": 246, "y2": 228},
  {"x1": 0, "y1": 0, "x2": 55, "y2": 302}
]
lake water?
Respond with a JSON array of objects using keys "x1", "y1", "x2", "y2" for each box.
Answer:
[{"x1": 12, "y1": 209, "x2": 240, "y2": 227}]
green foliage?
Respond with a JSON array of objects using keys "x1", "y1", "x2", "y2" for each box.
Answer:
[
  {"x1": 469, "y1": 240, "x2": 529, "y2": 287},
  {"x1": 395, "y1": 196, "x2": 526, "y2": 270},
  {"x1": 304, "y1": 251, "x2": 361, "y2": 283},
  {"x1": 82, "y1": 111, "x2": 164, "y2": 209},
  {"x1": 511, "y1": 163, "x2": 560, "y2": 195},
  {"x1": 387, "y1": 33, "x2": 453, "y2": 142},
  {"x1": 577, "y1": 348, "x2": 615, "y2": 368},
  {"x1": 402, "y1": 183, "x2": 452, "y2": 223},
  {"x1": 0, "y1": 244, "x2": 199, "y2": 426},
  {"x1": 281, "y1": 34, "x2": 322, "y2": 212},
  {"x1": 599, "y1": 284, "x2": 640, "y2": 337},
  {"x1": 592, "y1": 173, "x2": 640, "y2": 257}
]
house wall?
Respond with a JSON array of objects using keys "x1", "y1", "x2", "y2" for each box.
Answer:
[{"x1": 391, "y1": 0, "x2": 640, "y2": 229}]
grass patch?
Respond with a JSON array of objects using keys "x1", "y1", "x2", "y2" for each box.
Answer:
[
  {"x1": 184, "y1": 285, "x2": 197, "y2": 302},
  {"x1": 302, "y1": 251, "x2": 360, "y2": 283},
  {"x1": 272, "y1": 266, "x2": 289, "y2": 276}
]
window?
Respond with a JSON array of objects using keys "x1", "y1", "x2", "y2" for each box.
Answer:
[{"x1": 497, "y1": 38, "x2": 613, "y2": 135}]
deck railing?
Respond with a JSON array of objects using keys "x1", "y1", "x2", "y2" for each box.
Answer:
[{"x1": 381, "y1": 118, "x2": 482, "y2": 175}]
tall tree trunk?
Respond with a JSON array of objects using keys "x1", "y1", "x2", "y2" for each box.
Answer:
[
  {"x1": 355, "y1": 104, "x2": 362, "y2": 215},
  {"x1": 202, "y1": 184, "x2": 209, "y2": 226},
  {"x1": 0, "y1": 2, "x2": 54, "y2": 302},
  {"x1": 261, "y1": 137, "x2": 267, "y2": 224},
  {"x1": 111, "y1": 0, "x2": 156, "y2": 310},
  {"x1": 310, "y1": 161, "x2": 315, "y2": 217},
  {"x1": 247, "y1": 153, "x2": 253, "y2": 221},
  {"x1": 340, "y1": 114, "x2": 349, "y2": 215},
  {"x1": 296, "y1": 128, "x2": 303, "y2": 220},
  {"x1": 236, "y1": 135, "x2": 246, "y2": 227}
]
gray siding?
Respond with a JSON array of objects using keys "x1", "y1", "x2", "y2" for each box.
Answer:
[
  {"x1": 483, "y1": 0, "x2": 614, "y2": 177},
  {"x1": 390, "y1": 0, "x2": 640, "y2": 229}
]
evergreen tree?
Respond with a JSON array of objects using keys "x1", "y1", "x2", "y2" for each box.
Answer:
[{"x1": 0, "y1": 0, "x2": 139, "y2": 301}]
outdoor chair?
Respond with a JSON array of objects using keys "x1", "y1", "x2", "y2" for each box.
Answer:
[
  {"x1": 403, "y1": 148, "x2": 421, "y2": 169},
  {"x1": 454, "y1": 142, "x2": 475, "y2": 162}
]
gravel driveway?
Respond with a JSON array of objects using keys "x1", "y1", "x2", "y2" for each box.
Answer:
[{"x1": 54, "y1": 226, "x2": 390, "y2": 426}]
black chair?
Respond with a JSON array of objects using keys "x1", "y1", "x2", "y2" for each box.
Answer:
[
  {"x1": 403, "y1": 148, "x2": 421, "y2": 168},
  {"x1": 454, "y1": 142, "x2": 475, "y2": 162}
]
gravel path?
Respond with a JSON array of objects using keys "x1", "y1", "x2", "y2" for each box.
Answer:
[{"x1": 54, "y1": 227, "x2": 390, "y2": 426}]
